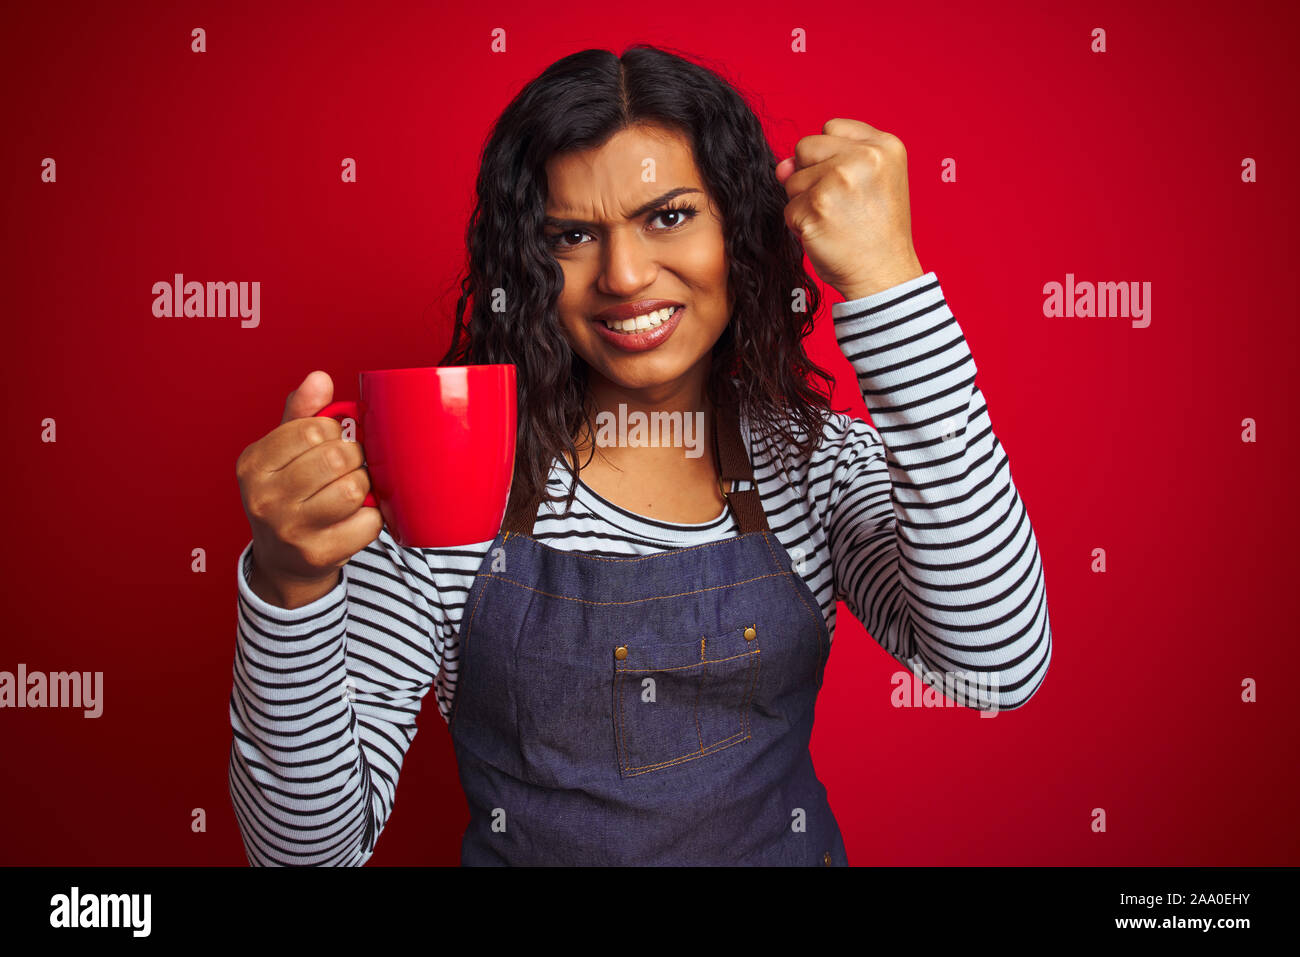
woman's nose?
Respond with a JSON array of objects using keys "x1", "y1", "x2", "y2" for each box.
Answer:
[{"x1": 598, "y1": 228, "x2": 657, "y2": 296}]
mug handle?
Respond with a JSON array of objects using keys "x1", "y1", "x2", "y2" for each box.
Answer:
[{"x1": 314, "y1": 400, "x2": 378, "y2": 508}]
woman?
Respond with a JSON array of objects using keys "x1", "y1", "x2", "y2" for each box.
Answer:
[{"x1": 230, "y1": 45, "x2": 1052, "y2": 866}]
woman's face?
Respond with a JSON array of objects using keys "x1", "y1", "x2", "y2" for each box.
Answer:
[{"x1": 543, "y1": 123, "x2": 732, "y2": 400}]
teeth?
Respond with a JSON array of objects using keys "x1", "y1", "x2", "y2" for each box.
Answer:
[{"x1": 603, "y1": 306, "x2": 677, "y2": 332}]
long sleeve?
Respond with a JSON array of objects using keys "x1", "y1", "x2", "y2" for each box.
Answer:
[
  {"x1": 825, "y1": 271, "x2": 1052, "y2": 711},
  {"x1": 228, "y1": 530, "x2": 450, "y2": 865}
]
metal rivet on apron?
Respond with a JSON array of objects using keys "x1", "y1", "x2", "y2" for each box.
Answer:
[
  {"x1": 744, "y1": 626, "x2": 757, "y2": 641},
  {"x1": 823, "y1": 851, "x2": 832, "y2": 865},
  {"x1": 614, "y1": 645, "x2": 628, "y2": 661}
]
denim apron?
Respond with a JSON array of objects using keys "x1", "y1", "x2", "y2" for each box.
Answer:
[{"x1": 448, "y1": 399, "x2": 848, "y2": 865}]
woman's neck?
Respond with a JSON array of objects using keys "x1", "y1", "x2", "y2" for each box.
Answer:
[{"x1": 571, "y1": 364, "x2": 717, "y2": 473}]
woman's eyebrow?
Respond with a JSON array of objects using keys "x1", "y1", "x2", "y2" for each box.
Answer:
[{"x1": 542, "y1": 187, "x2": 703, "y2": 229}]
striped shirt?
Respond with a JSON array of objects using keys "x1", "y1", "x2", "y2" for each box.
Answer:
[{"x1": 228, "y1": 271, "x2": 1053, "y2": 866}]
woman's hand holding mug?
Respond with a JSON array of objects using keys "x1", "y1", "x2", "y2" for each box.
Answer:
[
  {"x1": 236, "y1": 364, "x2": 518, "y2": 608},
  {"x1": 236, "y1": 370, "x2": 384, "y2": 609}
]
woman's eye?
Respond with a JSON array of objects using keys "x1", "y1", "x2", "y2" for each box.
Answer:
[
  {"x1": 651, "y1": 206, "x2": 697, "y2": 230},
  {"x1": 547, "y1": 230, "x2": 587, "y2": 249}
]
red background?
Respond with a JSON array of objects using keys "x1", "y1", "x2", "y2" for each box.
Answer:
[{"x1": 2, "y1": 0, "x2": 1297, "y2": 865}]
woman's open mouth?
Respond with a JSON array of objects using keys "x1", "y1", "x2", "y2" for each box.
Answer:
[{"x1": 591, "y1": 305, "x2": 685, "y2": 353}]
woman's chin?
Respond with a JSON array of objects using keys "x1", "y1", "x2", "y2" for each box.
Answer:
[{"x1": 593, "y1": 355, "x2": 705, "y2": 396}]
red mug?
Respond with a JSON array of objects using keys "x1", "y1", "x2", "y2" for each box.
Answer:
[{"x1": 315, "y1": 364, "x2": 517, "y2": 547}]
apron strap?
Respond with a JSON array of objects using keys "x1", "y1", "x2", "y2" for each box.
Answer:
[
  {"x1": 713, "y1": 400, "x2": 768, "y2": 535},
  {"x1": 502, "y1": 398, "x2": 768, "y2": 537}
]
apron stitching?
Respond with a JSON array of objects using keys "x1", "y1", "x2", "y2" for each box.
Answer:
[
  {"x1": 614, "y1": 667, "x2": 626, "y2": 773},
  {"x1": 693, "y1": 655, "x2": 705, "y2": 752},
  {"x1": 472, "y1": 571, "x2": 787, "y2": 605},
  {"x1": 760, "y1": 530, "x2": 829, "y2": 662},
  {"x1": 505, "y1": 532, "x2": 765, "y2": 564},
  {"x1": 448, "y1": 555, "x2": 497, "y2": 728},
  {"x1": 619, "y1": 650, "x2": 757, "y2": 673},
  {"x1": 742, "y1": 635, "x2": 762, "y2": 741},
  {"x1": 623, "y1": 730, "x2": 751, "y2": 774}
]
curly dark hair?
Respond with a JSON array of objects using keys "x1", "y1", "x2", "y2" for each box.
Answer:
[{"x1": 439, "y1": 43, "x2": 840, "y2": 529}]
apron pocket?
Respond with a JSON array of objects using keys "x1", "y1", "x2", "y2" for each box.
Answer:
[{"x1": 612, "y1": 624, "x2": 761, "y2": 778}]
